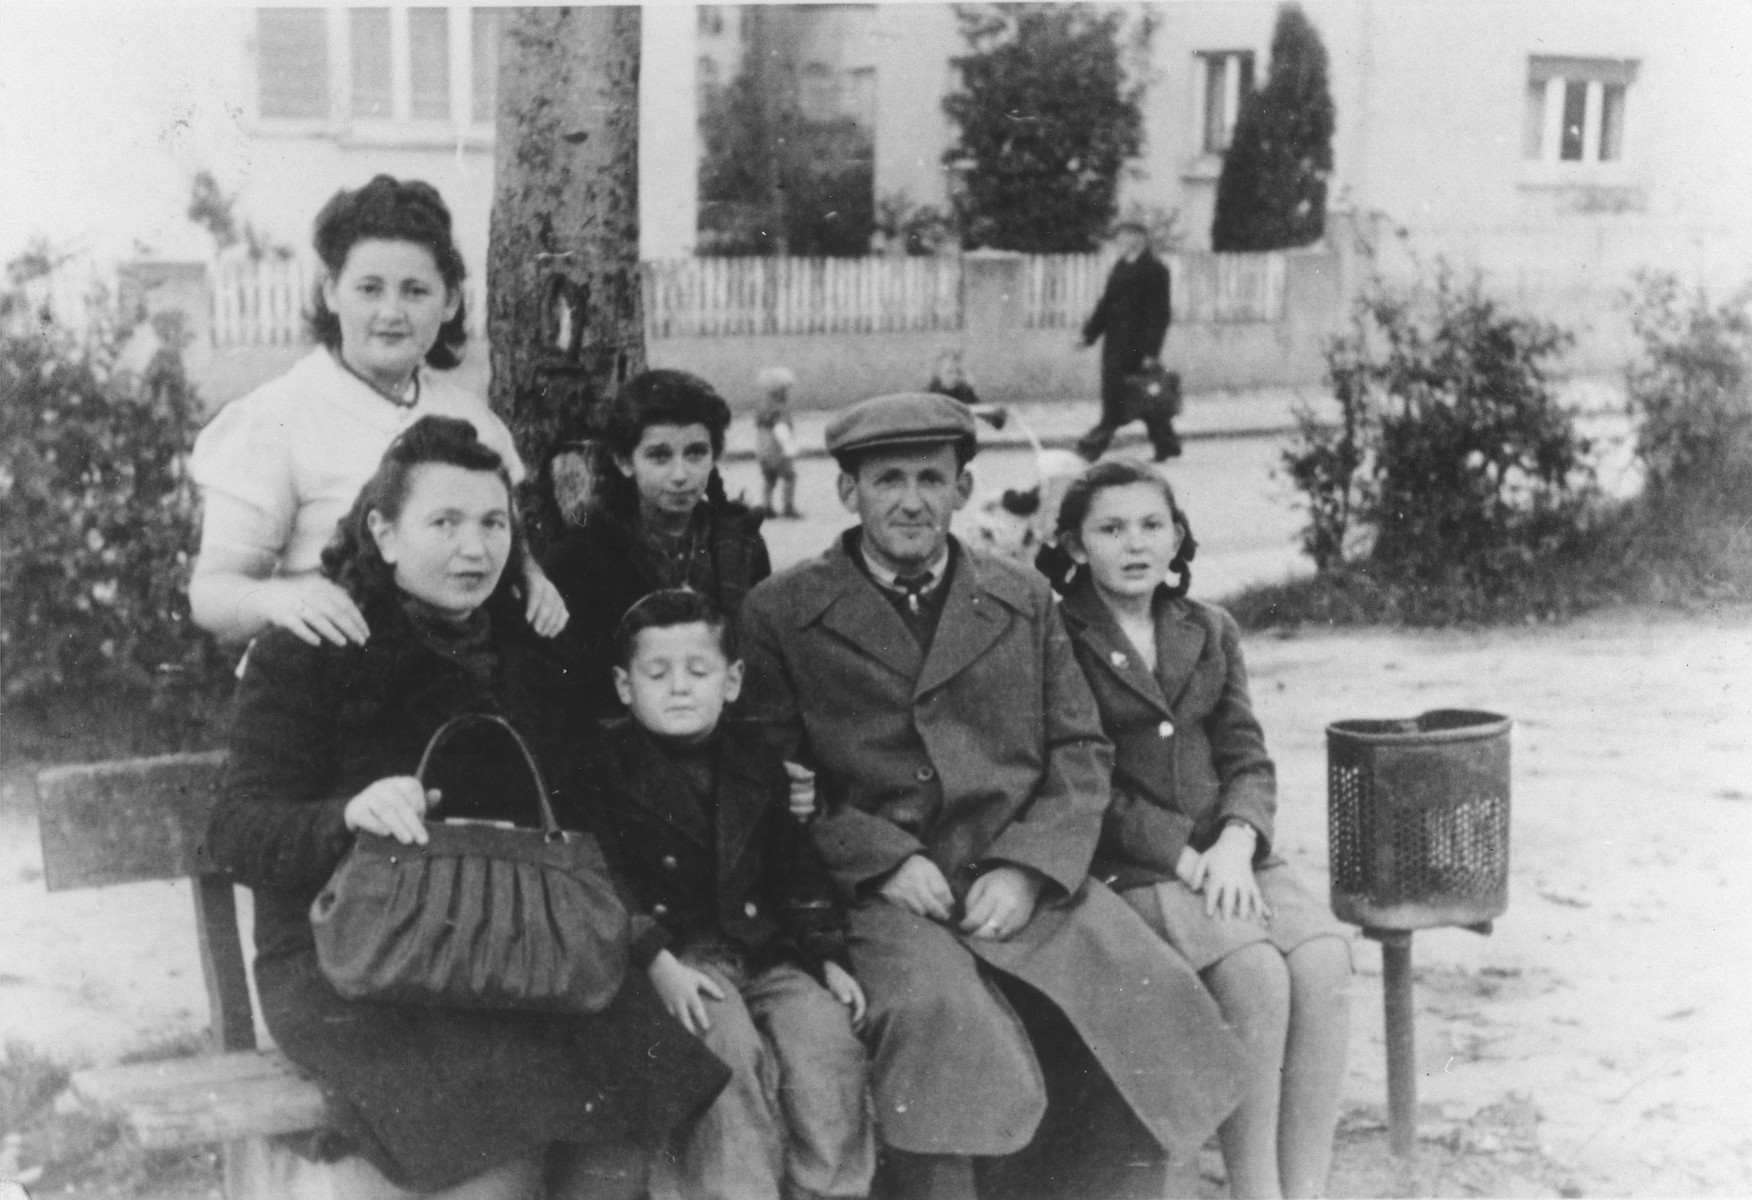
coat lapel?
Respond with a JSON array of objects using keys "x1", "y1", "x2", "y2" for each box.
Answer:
[
  {"x1": 914, "y1": 545, "x2": 1010, "y2": 698},
  {"x1": 714, "y1": 733, "x2": 770, "y2": 885},
  {"x1": 814, "y1": 541, "x2": 926, "y2": 683},
  {"x1": 1154, "y1": 600, "x2": 1208, "y2": 710},
  {"x1": 1060, "y1": 583, "x2": 1171, "y2": 717}
]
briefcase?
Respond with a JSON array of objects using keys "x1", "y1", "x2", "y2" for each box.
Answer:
[{"x1": 1121, "y1": 364, "x2": 1182, "y2": 423}]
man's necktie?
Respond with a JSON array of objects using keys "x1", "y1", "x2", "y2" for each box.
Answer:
[{"x1": 893, "y1": 573, "x2": 933, "y2": 615}]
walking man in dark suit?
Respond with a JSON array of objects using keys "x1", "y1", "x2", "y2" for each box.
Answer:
[{"x1": 1075, "y1": 221, "x2": 1179, "y2": 461}]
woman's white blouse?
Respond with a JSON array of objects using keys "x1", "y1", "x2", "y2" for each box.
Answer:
[{"x1": 189, "y1": 349, "x2": 525, "y2": 578}]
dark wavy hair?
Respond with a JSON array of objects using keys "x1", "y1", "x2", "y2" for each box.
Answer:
[
  {"x1": 320, "y1": 416, "x2": 524, "y2": 618},
  {"x1": 1052, "y1": 459, "x2": 1198, "y2": 598},
  {"x1": 613, "y1": 588, "x2": 738, "y2": 669},
  {"x1": 597, "y1": 369, "x2": 735, "y2": 514},
  {"x1": 307, "y1": 175, "x2": 469, "y2": 370}
]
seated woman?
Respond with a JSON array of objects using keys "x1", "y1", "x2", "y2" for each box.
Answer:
[
  {"x1": 544, "y1": 369, "x2": 771, "y2": 716},
  {"x1": 204, "y1": 416, "x2": 727, "y2": 1199},
  {"x1": 188, "y1": 174, "x2": 565, "y2": 648},
  {"x1": 1050, "y1": 460, "x2": 1352, "y2": 1200}
]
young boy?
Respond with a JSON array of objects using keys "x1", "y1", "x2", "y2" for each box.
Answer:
[
  {"x1": 587, "y1": 589, "x2": 873, "y2": 1200},
  {"x1": 754, "y1": 366, "x2": 802, "y2": 519}
]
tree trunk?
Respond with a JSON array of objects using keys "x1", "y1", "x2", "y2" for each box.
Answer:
[{"x1": 487, "y1": 6, "x2": 643, "y2": 549}]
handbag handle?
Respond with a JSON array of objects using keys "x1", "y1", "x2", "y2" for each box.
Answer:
[{"x1": 415, "y1": 713, "x2": 564, "y2": 841}]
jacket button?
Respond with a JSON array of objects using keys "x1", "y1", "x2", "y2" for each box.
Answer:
[
  {"x1": 744, "y1": 901, "x2": 758, "y2": 918},
  {"x1": 662, "y1": 855, "x2": 678, "y2": 870},
  {"x1": 915, "y1": 766, "x2": 936, "y2": 783},
  {"x1": 653, "y1": 903, "x2": 669, "y2": 917},
  {"x1": 1158, "y1": 720, "x2": 1174, "y2": 738}
]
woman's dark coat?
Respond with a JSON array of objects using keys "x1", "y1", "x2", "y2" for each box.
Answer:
[
  {"x1": 544, "y1": 497, "x2": 771, "y2": 717},
  {"x1": 584, "y1": 718, "x2": 849, "y2": 977},
  {"x1": 204, "y1": 597, "x2": 728, "y2": 1191},
  {"x1": 1057, "y1": 579, "x2": 1276, "y2": 893}
]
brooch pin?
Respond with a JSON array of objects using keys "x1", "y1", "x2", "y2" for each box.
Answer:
[{"x1": 1109, "y1": 650, "x2": 1128, "y2": 668}]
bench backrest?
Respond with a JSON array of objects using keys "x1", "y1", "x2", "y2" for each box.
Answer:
[{"x1": 36, "y1": 752, "x2": 257, "y2": 1051}]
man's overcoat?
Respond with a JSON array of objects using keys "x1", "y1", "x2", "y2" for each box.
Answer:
[{"x1": 739, "y1": 536, "x2": 1244, "y2": 1158}]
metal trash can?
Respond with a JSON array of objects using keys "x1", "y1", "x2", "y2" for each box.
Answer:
[
  {"x1": 1328, "y1": 708, "x2": 1511, "y2": 931},
  {"x1": 1326, "y1": 708, "x2": 1512, "y2": 1160}
]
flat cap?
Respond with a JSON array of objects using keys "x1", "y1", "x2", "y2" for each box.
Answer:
[{"x1": 824, "y1": 392, "x2": 978, "y2": 459}]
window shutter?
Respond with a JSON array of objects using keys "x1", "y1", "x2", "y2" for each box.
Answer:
[
  {"x1": 351, "y1": 8, "x2": 392, "y2": 119},
  {"x1": 258, "y1": 8, "x2": 329, "y2": 119},
  {"x1": 410, "y1": 7, "x2": 450, "y2": 120}
]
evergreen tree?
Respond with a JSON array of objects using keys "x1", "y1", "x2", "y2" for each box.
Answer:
[
  {"x1": 1210, "y1": 4, "x2": 1335, "y2": 252},
  {"x1": 943, "y1": 5, "x2": 1143, "y2": 254}
]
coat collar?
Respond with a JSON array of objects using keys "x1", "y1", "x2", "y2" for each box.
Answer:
[
  {"x1": 1059, "y1": 580, "x2": 1206, "y2": 712},
  {"x1": 799, "y1": 531, "x2": 1033, "y2": 697},
  {"x1": 604, "y1": 721, "x2": 770, "y2": 873}
]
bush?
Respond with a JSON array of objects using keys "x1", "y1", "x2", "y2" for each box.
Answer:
[
  {"x1": 0, "y1": 270, "x2": 232, "y2": 760},
  {"x1": 1279, "y1": 265, "x2": 1599, "y2": 618}
]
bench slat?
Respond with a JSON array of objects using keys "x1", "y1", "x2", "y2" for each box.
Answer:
[
  {"x1": 71, "y1": 1051, "x2": 331, "y2": 1151},
  {"x1": 36, "y1": 751, "x2": 227, "y2": 890}
]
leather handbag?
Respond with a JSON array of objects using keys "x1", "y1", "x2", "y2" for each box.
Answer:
[
  {"x1": 310, "y1": 713, "x2": 630, "y2": 1014},
  {"x1": 1121, "y1": 363, "x2": 1183, "y2": 423}
]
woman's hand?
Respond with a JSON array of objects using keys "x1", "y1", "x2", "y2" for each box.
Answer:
[
  {"x1": 1200, "y1": 824, "x2": 1266, "y2": 921},
  {"x1": 647, "y1": 951, "x2": 725, "y2": 1035},
  {"x1": 522, "y1": 560, "x2": 569, "y2": 638},
  {"x1": 259, "y1": 576, "x2": 370, "y2": 646},
  {"x1": 343, "y1": 777, "x2": 437, "y2": 845},
  {"x1": 822, "y1": 961, "x2": 867, "y2": 1028}
]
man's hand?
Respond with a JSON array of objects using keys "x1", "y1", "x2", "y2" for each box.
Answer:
[
  {"x1": 877, "y1": 855, "x2": 955, "y2": 922},
  {"x1": 522, "y1": 560, "x2": 569, "y2": 638},
  {"x1": 822, "y1": 961, "x2": 867, "y2": 1028},
  {"x1": 647, "y1": 951, "x2": 725, "y2": 1035},
  {"x1": 960, "y1": 865, "x2": 1044, "y2": 941}
]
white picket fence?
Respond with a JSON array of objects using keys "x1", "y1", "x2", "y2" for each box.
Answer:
[
  {"x1": 194, "y1": 250, "x2": 1286, "y2": 348},
  {"x1": 642, "y1": 255, "x2": 963, "y2": 338},
  {"x1": 1025, "y1": 251, "x2": 1287, "y2": 330}
]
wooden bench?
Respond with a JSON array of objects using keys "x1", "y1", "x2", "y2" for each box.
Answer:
[{"x1": 35, "y1": 753, "x2": 401, "y2": 1200}]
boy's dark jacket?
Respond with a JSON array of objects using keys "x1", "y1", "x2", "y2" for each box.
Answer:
[{"x1": 584, "y1": 716, "x2": 849, "y2": 979}]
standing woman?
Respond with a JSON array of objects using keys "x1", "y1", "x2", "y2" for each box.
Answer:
[
  {"x1": 1051, "y1": 460, "x2": 1351, "y2": 1199},
  {"x1": 544, "y1": 369, "x2": 771, "y2": 716},
  {"x1": 205, "y1": 416, "x2": 727, "y2": 1198},
  {"x1": 189, "y1": 174, "x2": 566, "y2": 647}
]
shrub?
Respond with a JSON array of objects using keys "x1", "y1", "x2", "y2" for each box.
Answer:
[
  {"x1": 1281, "y1": 266, "x2": 1597, "y2": 615},
  {"x1": 1211, "y1": 3, "x2": 1335, "y2": 252},
  {"x1": 0, "y1": 269, "x2": 232, "y2": 759}
]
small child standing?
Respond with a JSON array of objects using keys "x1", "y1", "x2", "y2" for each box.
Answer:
[
  {"x1": 587, "y1": 589, "x2": 874, "y2": 1200},
  {"x1": 754, "y1": 366, "x2": 802, "y2": 519}
]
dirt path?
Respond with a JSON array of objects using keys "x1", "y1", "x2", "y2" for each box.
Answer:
[{"x1": 4, "y1": 602, "x2": 1750, "y2": 1195}]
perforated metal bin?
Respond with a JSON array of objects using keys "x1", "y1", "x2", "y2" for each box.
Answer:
[{"x1": 1327, "y1": 709, "x2": 1511, "y2": 932}]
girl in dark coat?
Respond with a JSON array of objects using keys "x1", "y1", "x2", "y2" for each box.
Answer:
[
  {"x1": 205, "y1": 416, "x2": 728, "y2": 1198},
  {"x1": 1050, "y1": 460, "x2": 1351, "y2": 1199},
  {"x1": 544, "y1": 370, "x2": 772, "y2": 718}
]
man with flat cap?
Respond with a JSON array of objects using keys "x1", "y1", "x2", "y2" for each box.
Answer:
[{"x1": 738, "y1": 393, "x2": 1243, "y2": 1200}]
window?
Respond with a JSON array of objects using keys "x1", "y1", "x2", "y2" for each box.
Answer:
[
  {"x1": 255, "y1": 6, "x2": 497, "y2": 131},
  {"x1": 408, "y1": 8, "x2": 449, "y2": 119},
  {"x1": 471, "y1": 8, "x2": 499, "y2": 123},
  {"x1": 1524, "y1": 57, "x2": 1636, "y2": 164},
  {"x1": 698, "y1": 6, "x2": 725, "y2": 37},
  {"x1": 847, "y1": 67, "x2": 876, "y2": 130},
  {"x1": 257, "y1": 8, "x2": 329, "y2": 119},
  {"x1": 799, "y1": 62, "x2": 838, "y2": 122},
  {"x1": 351, "y1": 9, "x2": 391, "y2": 119},
  {"x1": 1197, "y1": 51, "x2": 1254, "y2": 154}
]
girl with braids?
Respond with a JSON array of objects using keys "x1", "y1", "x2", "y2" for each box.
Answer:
[
  {"x1": 189, "y1": 174, "x2": 567, "y2": 648},
  {"x1": 544, "y1": 369, "x2": 772, "y2": 717},
  {"x1": 1049, "y1": 460, "x2": 1352, "y2": 1199}
]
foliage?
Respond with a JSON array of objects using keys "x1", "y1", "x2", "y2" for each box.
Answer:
[
  {"x1": 0, "y1": 265, "x2": 232, "y2": 758},
  {"x1": 874, "y1": 192, "x2": 957, "y2": 256},
  {"x1": 1282, "y1": 266, "x2": 1596, "y2": 610},
  {"x1": 186, "y1": 170, "x2": 293, "y2": 261},
  {"x1": 1210, "y1": 4, "x2": 1335, "y2": 252},
  {"x1": 1114, "y1": 202, "x2": 1184, "y2": 254},
  {"x1": 943, "y1": 4, "x2": 1143, "y2": 253},
  {"x1": 698, "y1": 70, "x2": 875, "y2": 256}
]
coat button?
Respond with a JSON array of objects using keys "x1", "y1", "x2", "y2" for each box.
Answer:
[
  {"x1": 744, "y1": 901, "x2": 758, "y2": 918},
  {"x1": 662, "y1": 855, "x2": 678, "y2": 870},
  {"x1": 915, "y1": 765, "x2": 936, "y2": 783},
  {"x1": 652, "y1": 903, "x2": 669, "y2": 917},
  {"x1": 1158, "y1": 720, "x2": 1174, "y2": 738},
  {"x1": 1110, "y1": 650, "x2": 1128, "y2": 668}
]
